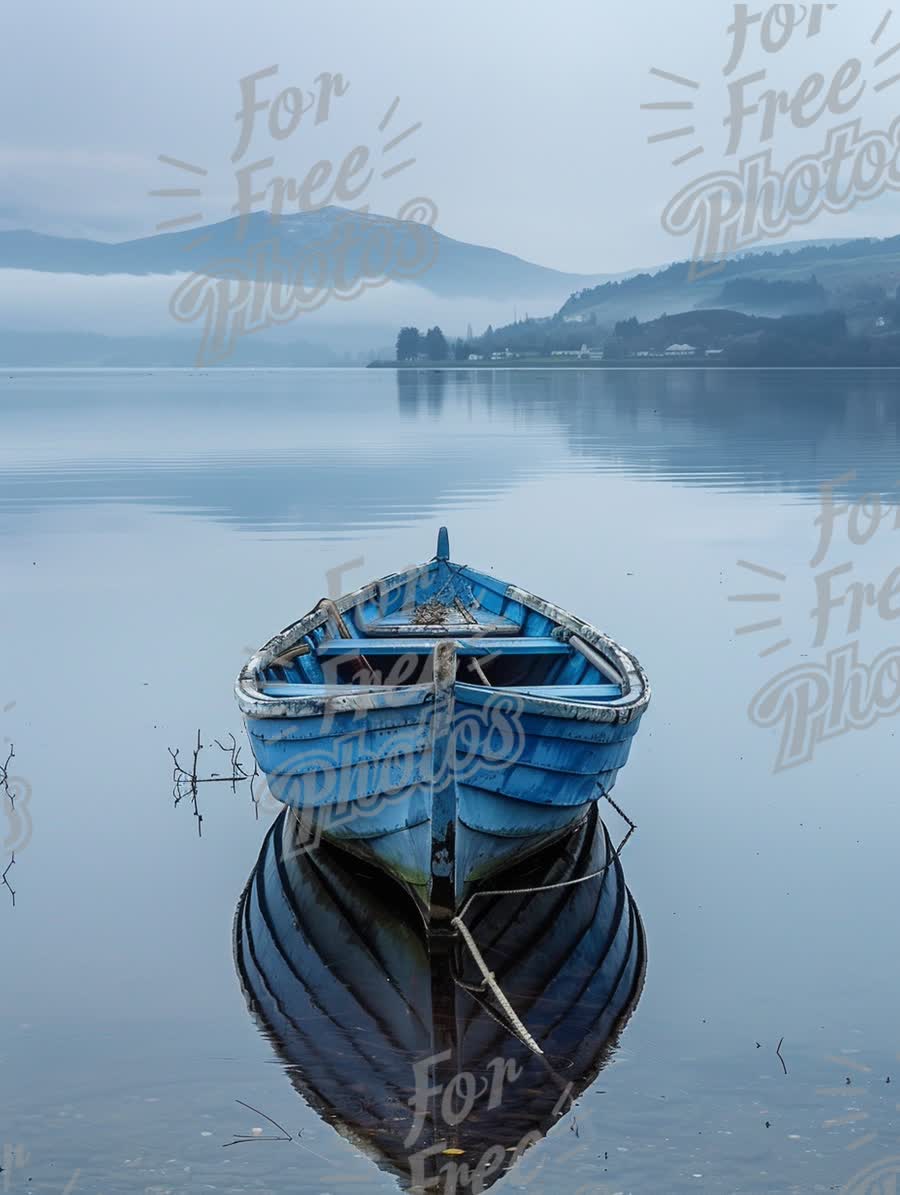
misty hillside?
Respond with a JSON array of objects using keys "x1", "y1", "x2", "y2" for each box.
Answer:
[
  {"x1": 0, "y1": 206, "x2": 607, "y2": 302},
  {"x1": 559, "y1": 236, "x2": 900, "y2": 325}
]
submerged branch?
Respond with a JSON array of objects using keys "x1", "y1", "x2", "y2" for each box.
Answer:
[
  {"x1": 169, "y1": 728, "x2": 265, "y2": 833},
  {"x1": 1, "y1": 744, "x2": 15, "y2": 805},
  {"x1": 2, "y1": 853, "x2": 15, "y2": 907}
]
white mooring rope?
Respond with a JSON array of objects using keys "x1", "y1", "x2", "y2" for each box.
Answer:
[
  {"x1": 450, "y1": 915, "x2": 546, "y2": 1056},
  {"x1": 448, "y1": 784, "x2": 639, "y2": 1058},
  {"x1": 450, "y1": 855, "x2": 618, "y2": 1058},
  {"x1": 454, "y1": 859, "x2": 615, "y2": 924}
]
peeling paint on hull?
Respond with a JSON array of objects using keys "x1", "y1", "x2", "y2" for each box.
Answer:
[{"x1": 236, "y1": 529, "x2": 650, "y2": 921}]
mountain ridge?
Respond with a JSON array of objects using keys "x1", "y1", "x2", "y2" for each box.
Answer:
[{"x1": 0, "y1": 206, "x2": 610, "y2": 301}]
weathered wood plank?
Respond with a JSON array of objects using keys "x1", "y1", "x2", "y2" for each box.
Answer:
[
  {"x1": 317, "y1": 636, "x2": 566, "y2": 657},
  {"x1": 494, "y1": 684, "x2": 622, "y2": 701}
]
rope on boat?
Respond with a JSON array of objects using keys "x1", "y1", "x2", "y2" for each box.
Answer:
[
  {"x1": 450, "y1": 855, "x2": 619, "y2": 1058},
  {"x1": 602, "y1": 790, "x2": 636, "y2": 830},
  {"x1": 450, "y1": 798, "x2": 637, "y2": 1058},
  {"x1": 449, "y1": 915, "x2": 546, "y2": 1057},
  {"x1": 454, "y1": 858, "x2": 615, "y2": 924}
]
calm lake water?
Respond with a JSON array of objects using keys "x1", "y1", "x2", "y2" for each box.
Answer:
[{"x1": 2, "y1": 367, "x2": 900, "y2": 1194}]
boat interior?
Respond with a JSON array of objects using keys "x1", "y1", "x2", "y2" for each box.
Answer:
[{"x1": 254, "y1": 538, "x2": 627, "y2": 704}]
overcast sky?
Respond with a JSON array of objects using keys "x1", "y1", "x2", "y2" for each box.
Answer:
[{"x1": 3, "y1": 0, "x2": 900, "y2": 274}]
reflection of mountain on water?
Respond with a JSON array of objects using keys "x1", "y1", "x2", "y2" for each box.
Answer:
[
  {"x1": 0, "y1": 370, "x2": 557, "y2": 537},
  {"x1": 234, "y1": 805, "x2": 645, "y2": 1192},
  {"x1": 400, "y1": 368, "x2": 900, "y2": 504},
  {"x1": 3, "y1": 368, "x2": 898, "y2": 538}
]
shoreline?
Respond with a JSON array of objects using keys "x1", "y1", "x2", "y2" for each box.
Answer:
[{"x1": 367, "y1": 360, "x2": 900, "y2": 371}]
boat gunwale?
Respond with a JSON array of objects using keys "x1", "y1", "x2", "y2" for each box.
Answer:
[
  {"x1": 236, "y1": 560, "x2": 433, "y2": 719},
  {"x1": 236, "y1": 556, "x2": 650, "y2": 725}
]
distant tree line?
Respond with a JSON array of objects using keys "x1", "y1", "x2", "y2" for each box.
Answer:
[
  {"x1": 719, "y1": 275, "x2": 827, "y2": 311},
  {"x1": 390, "y1": 293, "x2": 900, "y2": 367},
  {"x1": 396, "y1": 326, "x2": 456, "y2": 361},
  {"x1": 395, "y1": 315, "x2": 604, "y2": 363}
]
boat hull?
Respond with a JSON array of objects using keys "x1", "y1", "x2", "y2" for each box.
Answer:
[
  {"x1": 243, "y1": 687, "x2": 644, "y2": 917},
  {"x1": 238, "y1": 529, "x2": 650, "y2": 921}
]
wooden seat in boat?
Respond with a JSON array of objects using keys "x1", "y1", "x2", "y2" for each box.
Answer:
[{"x1": 315, "y1": 636, "x2": 566, "y2": 658}]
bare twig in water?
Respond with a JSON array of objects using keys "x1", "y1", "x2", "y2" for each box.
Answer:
[
  {"x1": 169, "y1": 729, "x2": 265, "y2": 832},
  {"x1": 248, "y1": 760, "x2": 263, "y2": 820},
  {"x1": 2, "y1": 853, "x2": 15, "y2": 907},
  {"x1": 193, "y1": 728, "x2": 202, "y2": 785},
  {"x1": 1, "y1": 745, "x2": 22, "y2": 907},
  {"x1": 214, "y1": 733, "x2": 251, "y2": 792},
  {"x1": 776, "y1": 1037, "x2": 787, "y2": 1075},
  {"x1": 168, "y1": 746, "x2": 189, "y2": 787},
  {"x1": 1, "y1": 744, "x2": 15, "y2": 805},
  {"x1": 223, "y1": 1100, "x2": 332, "y2": 1163},
  {"x1": 169, "y1": 732, "x2": 204, "y2": 835},
  {"x1": 224, "y1": 1099, "x2": 293, "y2": 1146}
]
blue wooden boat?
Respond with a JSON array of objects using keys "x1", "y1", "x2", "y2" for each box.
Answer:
[
  {"x1": 236, "y1": 529, "x2": 650, "y2": 923},
  {"x1": 234, "y1": 803, "x2": 646, "y2": 1192}
]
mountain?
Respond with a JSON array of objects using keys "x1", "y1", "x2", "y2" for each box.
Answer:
[
  {"x1": 6, "y1": 210, "x2": 897, "y2": 368},
  {"x1": 0, "y1": 206, "x2": 608, "y2": 302},
  {"x1": 559, "y1": 235, "x2": 900, "y2": 326}
]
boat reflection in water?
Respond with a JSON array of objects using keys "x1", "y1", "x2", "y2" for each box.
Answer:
[{"x1": 234, "y1": 804, "x2": 646, "y2": 1192}]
